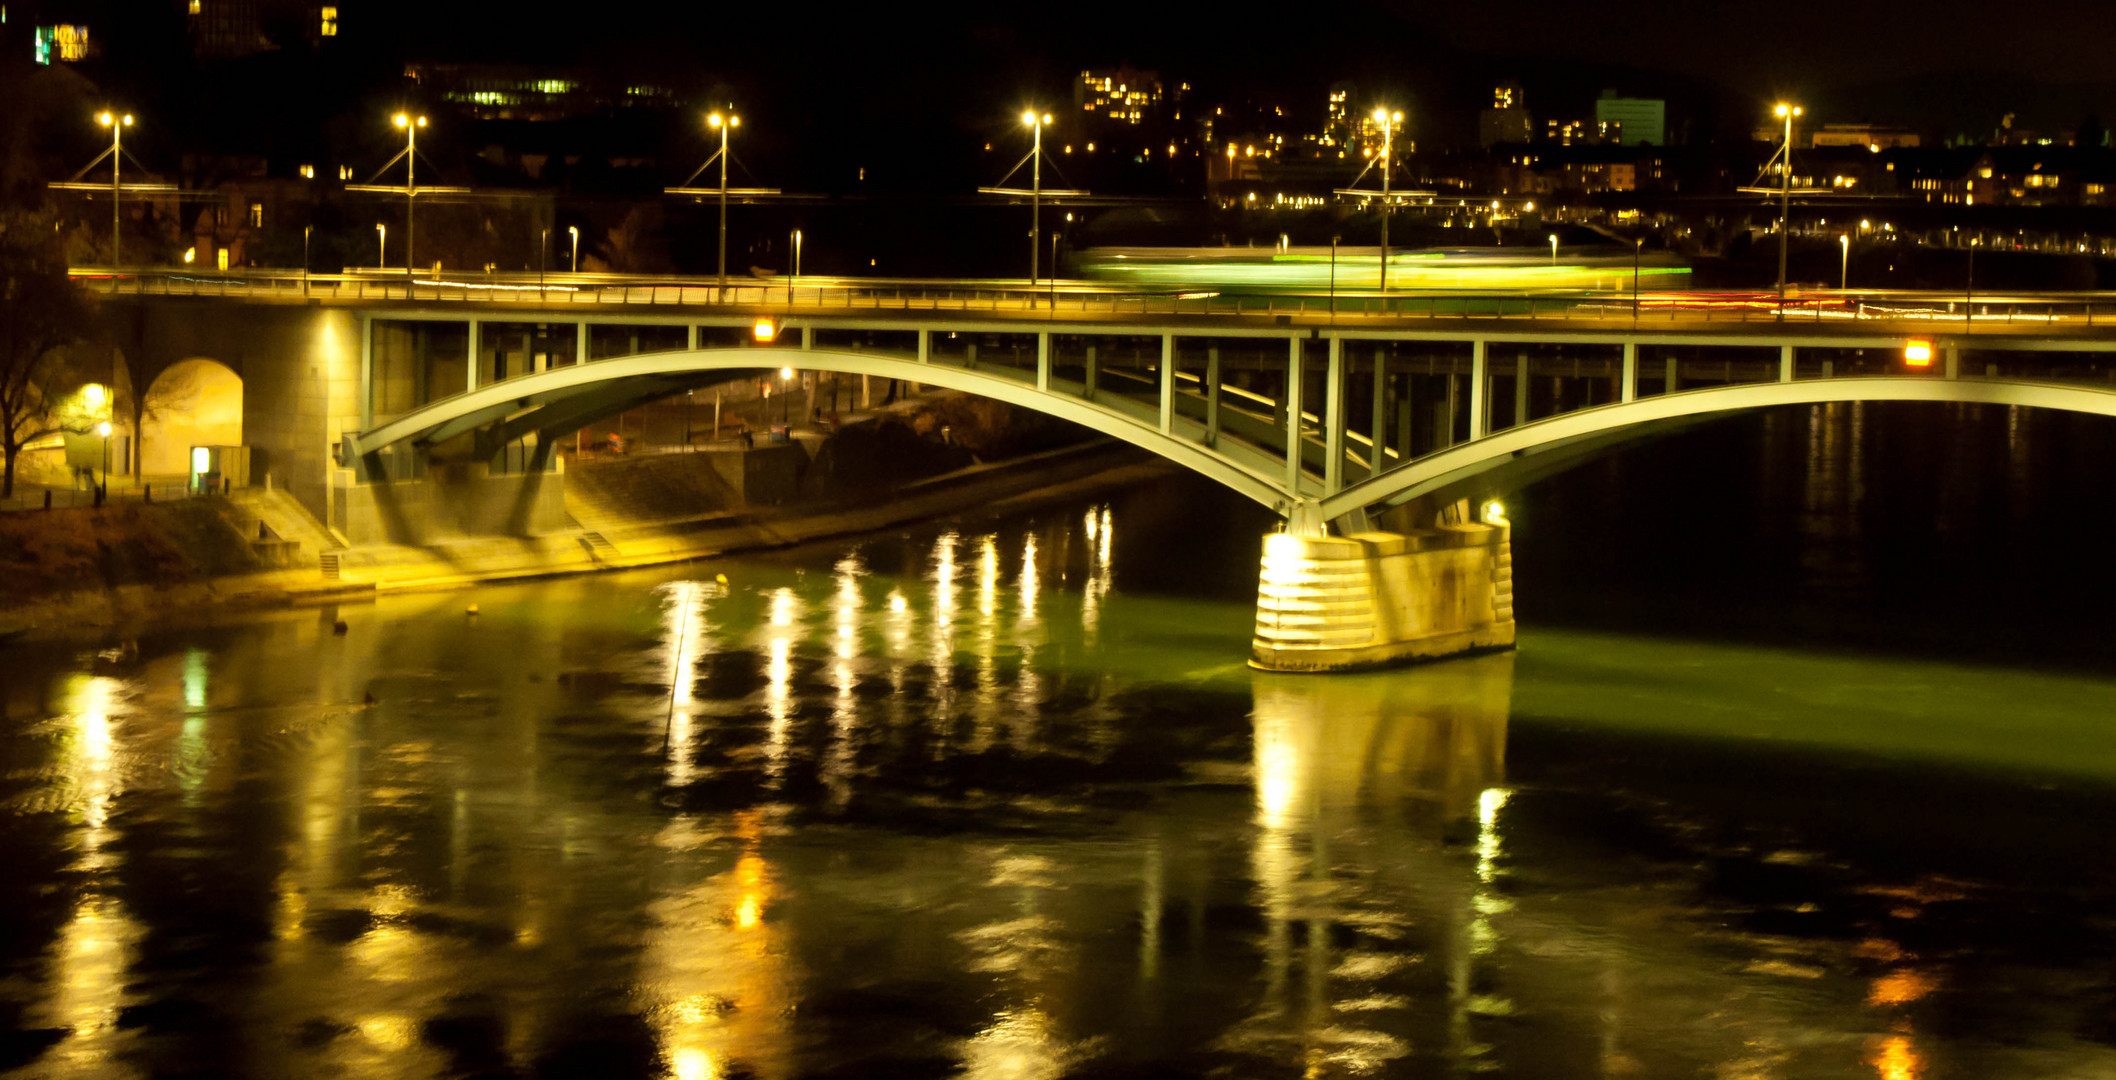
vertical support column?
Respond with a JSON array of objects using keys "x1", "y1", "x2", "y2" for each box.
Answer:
[
  {"x1": 1085, "y1": 343, "x2": 1099, "y2": 398},
  {"x1": 687, "y1": 324, "x2": 699, "y2": 350},
  {"x1": 1468, "y1": 339, "x2": 1488, "y2": 440},
  {"x1": 862, "y1": 374, "x2": 871, "y2": 407},
  {"x1": 1620, "y1": 341, "x2": 1638, "y2": 403},
  {"x1": 917, "y1": 328, "x2": 931, "y2": 364},
  {"x1": 1285, "y1": 337, "x2": 1305, "y2": 493},
  {"x1": 1663, "y1": 357, "x2": 1678, "y2": 395},
  {"x1": 1944, "y1": 346, "x2": 1961, "y2": 379},
  {"x1": 1323, "y1": 336, "x2": 1345, "y2": 493},
  {"x1": 527, "y1": 327, "x2": 539, "y2": 374},
  {"x1": 575, "y1": 321, "x2": 588, "y2": 366},
  {"x1": 1205, "y1": 346, "x2": 1221, "y2": 447},
  {"x1": 1036, "y1": 332, "x2": 1051, "y2": 392},
  {"x1": 1512, "y1": 351, "x2": 1529, "y2": 430},
  {"x1": 1779, "y1": 344, "x2": 1795, "y2": 383},
  {"x1": 467, "y1": 318, "x2": 480, "y2": 392},
  {"x1": 801, "y1": 325, "x2": 815, "y2": 350},
  {"x1": 1370, "y1": 347, "x2": 1387, "y2": 478},
  {"x1": 359, "y1": 315, "x2": 374, "y2": 428},
  {"x1": 1159, "y1": 333, "x2": 1175, "y2": 433}
]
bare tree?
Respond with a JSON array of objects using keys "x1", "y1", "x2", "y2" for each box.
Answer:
[{"x1": 0, "y1": 207, "x2": 93, "y2": 498}]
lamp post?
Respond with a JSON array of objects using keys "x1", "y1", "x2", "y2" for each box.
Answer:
[
  {"x1": 1329, "y1": 234, "x2": 1339, "y2": 323},
  {"x1": 95, "y1": 111, "x2": 132, "y2": 268},
  {"x1": 707, "y1": 110, "x2": 740, "y2": 291},
  {"x1": 376, "y1": 223, "x2": 386, "y2": 268},
  {"x1": 1548, "y1": 233, "x2": 1558, "y2": 266},
  {"x1": 391, "y1": 112, "x2": 427, "y2": 277},
  {"x1": 1022, "y1": 110, "x2": 1053, "y2": 292},
  {"x1": 95, "y1": 420, "x2": 111, "y2": 499},
  {"x1": 569, "y1": 225, "x2": 579, "y2": 273},
  {"x1": 302, "y1": 225, "x2": 312, "y2": 295},
  {"x1": 1774, "y1": 102, "x2": 1802, "y2": 318},
  {"x1": 790, "y1": 228, "x2": 803, "y2": 306},
  {"x1": 1839, "y1": 233, "x2": 1850, "y2": 290},
  {"x1": 1373, "y1": 107, "x2": 1401, "y2": 292}
]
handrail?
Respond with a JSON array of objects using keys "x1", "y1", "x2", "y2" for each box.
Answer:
[{"x1": 63, "y1": 266, "x2": 2116, "y2": 332}]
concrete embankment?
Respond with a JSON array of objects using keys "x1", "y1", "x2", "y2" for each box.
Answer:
[
  {"x1": 330, "y1": 440, "x2": 1169, "y2": 592},
  {"x1": 0, "y1": 400, "x2": 1176, "y2": 635}
]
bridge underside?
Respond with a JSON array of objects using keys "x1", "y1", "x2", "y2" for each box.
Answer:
[{"x1": 342, "y1": 321, "x2": 2116, "y2": 671}]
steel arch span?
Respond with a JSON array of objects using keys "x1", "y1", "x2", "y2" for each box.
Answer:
[
  {"x1": 350, "y1": 346, "x2": 1304, "y2": 511},
  {"x1": 350, "y1": 349, "x2": 2116, "y2": 532},
  {"x1": 1320, "y1": 377, "x2": 2116, "y2": 526}
]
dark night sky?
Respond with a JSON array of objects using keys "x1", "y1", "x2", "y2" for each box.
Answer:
[{"x1": 356, "y1": 0, "x2": 2116, "y2": 138}]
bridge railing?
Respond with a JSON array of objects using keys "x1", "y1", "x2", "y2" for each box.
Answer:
[{"x1": 69, "y1": 266, "x2": 2116, "y2": 331}]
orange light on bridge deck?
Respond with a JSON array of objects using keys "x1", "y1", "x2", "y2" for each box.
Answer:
[
  {"x1": 752, "y1": 319, "x2": 777, "y2": 343},
  {"x1": 1904, "y1": 341, "x2": 1934, "y2": 367}
]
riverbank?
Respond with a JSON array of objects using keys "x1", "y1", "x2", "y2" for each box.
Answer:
[{"x1": 0, "y1": 440, "x2": 1175, "y2": 642}]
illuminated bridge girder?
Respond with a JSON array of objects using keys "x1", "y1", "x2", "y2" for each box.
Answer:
[{"x1": 347, "y1": 324, "x2": 2116, "y2": 537}]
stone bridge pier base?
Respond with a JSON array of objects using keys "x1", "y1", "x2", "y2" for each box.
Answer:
[{"x1": 1251, "y1": 516, "x2": 1516, "y2": 673}]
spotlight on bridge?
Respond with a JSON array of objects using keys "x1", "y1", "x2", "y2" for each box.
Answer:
[
  {"x1": 1904, "y1": 341, "x2": 1934, "y2": 367},
  {"x1": 752, "y1": 318, "x2": 778, "y2": 343},
  {"x1": 1481, "y1": 500, "x2": 1508, "y2": 526}
]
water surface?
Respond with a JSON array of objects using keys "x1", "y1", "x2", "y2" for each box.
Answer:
[{"x1": 4, "y1": 401, "x2": 2116, "y2": 1078}]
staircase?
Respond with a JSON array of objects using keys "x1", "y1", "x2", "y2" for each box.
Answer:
[
  {"x1": 226, "y1": 487, "x2": 345, "y2": 571},
  {"x1": 577, "y1": 531, "x2": 621, "y2": 562}
]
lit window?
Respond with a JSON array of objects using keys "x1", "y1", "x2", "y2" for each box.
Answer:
[
  {"x1": 319, "y1": 6, "x2": 335, "y2": 35},
  {"x1": 339, "y1": 165, "x2": 353, "y2": 180},
  {"x1": 216, "y1": 248, "x2": 230, "y2": 270},
  {"x1": 299, "y1": 164, "x2": 314, "y2": 178},
  {"x1": 248, "y1": 203, "x2": 263, "y2": 228},
  {"x1": 188, "y1": 0, "x2": 200, "y2": 12}
]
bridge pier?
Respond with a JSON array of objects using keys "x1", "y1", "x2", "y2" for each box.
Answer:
[{"x1": 1252, "y1": 505, "x2": 1516, "y2": 673}]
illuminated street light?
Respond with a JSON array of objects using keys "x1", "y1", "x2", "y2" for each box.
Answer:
[
  {"x1": 391, "y1": 112, "x2": 428, "y2": 276},
  {"x1": 95, "y1": 110, "x2": 133, "y2": 268},
  {"x1": 1373, "y1": 107, "x2": 1402, "y2": 290},
  {"x1": 376, "y1": 223, "x2": 386, "y2": 268},
  {"x1": 1023, "y1": 110, "x2": 1054, "y2": 290},
  {"x1": 1773, "y1": 102, "x2": 1802, "y2": 317},
  {"x1": 1840, "y1": 233, "x2": 1851, "y2": 290},
  {"x1": 568, "y1": 225, "x2": 579, "y2": 273},
  {"x1": 1548, "y1": 233, "x2": 1558, "y2": 266},
  {"x1": 707, "y1": 110, "x2": 741, "y2": 290}
]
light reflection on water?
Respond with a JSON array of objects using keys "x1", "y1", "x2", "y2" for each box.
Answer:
[{"x1": 3, "y1": 462, "x2": 2116, "y2": 1078}]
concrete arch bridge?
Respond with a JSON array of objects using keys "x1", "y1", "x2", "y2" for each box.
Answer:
[{"x1": 343, "y1": 314, "x2": 2116, "y2": 670}]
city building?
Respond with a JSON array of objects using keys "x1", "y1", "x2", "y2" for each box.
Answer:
[
  {"x1": 1811, "y1": 124, "x2": 1921, "y2": 150},
  {"x1": 1592, "y1": 91, "x2": 1664, "y2": 146},
  {"x1": 1076, "y1": 68, "x2": 1163, "y2": 127},
  {"x1": 405, "y1": 63, "x2": 678, "y2": 121},
  {"x1": 1545, "y1": 118, "x2": 1619, "y2": 146},
  {"x1": 1479, "y1": 82, "x2": 1532, "y2": 148},
  {"x1": 183, "y1": 0, "x2": 340, "y2": 59}
]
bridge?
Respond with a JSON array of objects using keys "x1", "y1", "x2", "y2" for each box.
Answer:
[{"x1": 78, "y1": 268, "x2": 2116, "y2": 671}]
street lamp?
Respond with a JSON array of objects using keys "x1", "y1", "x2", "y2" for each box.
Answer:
[
  {"x1": 1022, "y1": 110, "x2": 1053, "y2": 291},
  {"x1": 1373, "y1": 107, "x2": 1401, "y2": 291},
  {"x1": 1774, "y1": 102, "x2": 1803, "y2": 317},
  {"x1": 1839, "y1": 233, "x2": 1850, "y2": 290},
  {"x1": 707, "y1": 110, "x2": 741, "y2": 290},
  {"x1": 95, "y1": 111, "x2": 133, "y2": 268},
  {"x1": 376, "y1": 223, "x2": 386, "y2": 268},
  {"x1": 392, "y1": 112, "x2": 428, "y2": 276},
  {"x1": 790, "y1": 228, "x2": 803, "y2": 306},
  {"x1": 95, "y1": 420, "x2": 112, "y2": 495},
  {"x1": 1548, "y1": 233, "x2": 1558, "y2": 266},
  {"x1": 568, "y1": 225, "x2": 580, "y2": 273}
]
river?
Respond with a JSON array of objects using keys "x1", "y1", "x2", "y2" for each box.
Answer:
[{"x1": 4, "y1": 400, "x2": 2116, "y2": 1078}]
